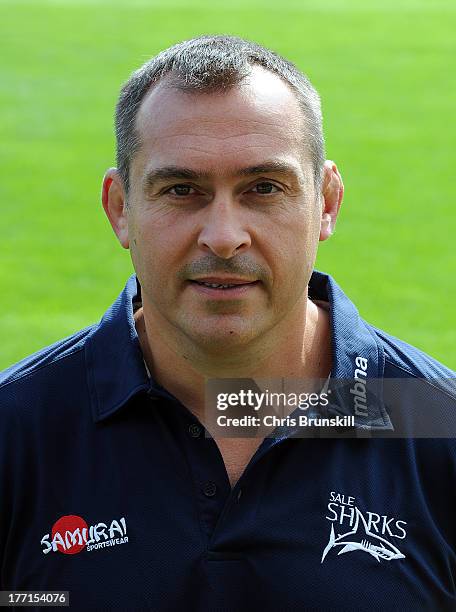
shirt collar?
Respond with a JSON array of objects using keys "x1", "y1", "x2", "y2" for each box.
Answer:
[
  {"x1": 85, "y1": 275, "x2": 150, "y2": 423},
  {"x1": 309, "y1": 270, "x2": 391, "y2": 429},
  {"x1": 86, "y1": 271, "x2": 391, "y2": 428}
]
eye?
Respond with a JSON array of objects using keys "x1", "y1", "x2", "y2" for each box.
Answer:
[
  {"x1": 167, "y1": 184, "x2": 196, "y2": 196},
  {"x1": 251, "y1": 182, "x2": 281, "y2": 195}
]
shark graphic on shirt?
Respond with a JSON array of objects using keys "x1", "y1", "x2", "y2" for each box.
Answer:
[{"x1": 321, "y1": 507, "x2": 406, "y2": 563}]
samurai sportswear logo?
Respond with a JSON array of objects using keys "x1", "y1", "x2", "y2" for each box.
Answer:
[
  {"x1": 321, "y1": 492, "x2": 407, "y2": 563},
  {"x1": 40, "y1": 514, "x2": 128, "y2": 555}
]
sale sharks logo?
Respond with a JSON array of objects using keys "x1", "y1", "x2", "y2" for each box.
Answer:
[{"x1": 321, "y1": 492, "x2": 407, "y2": 564}]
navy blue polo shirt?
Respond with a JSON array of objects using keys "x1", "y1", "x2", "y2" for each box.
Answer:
[{"x1": 1, "y1": 271, "x2": 455, "y2": 611}]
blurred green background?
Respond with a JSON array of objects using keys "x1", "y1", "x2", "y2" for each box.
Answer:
[{"x1": 1, "y1": 0, "x2": 455, "y2": 370}]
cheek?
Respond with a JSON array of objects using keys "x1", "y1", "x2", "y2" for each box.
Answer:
[
  {"x1": 129, "y1": 214, "x2": 192, "y2": 288},
  {"x1": 127, "y1": 217, "x2": 160, "y2": 288},
  {"x1": 274, "y1": 213, "x2": 319, "y2": 259},
  {"x1": 269, "y1": 217, "x2": 319, "y2": 289}
]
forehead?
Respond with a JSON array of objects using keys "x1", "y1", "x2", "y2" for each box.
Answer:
[{"x1": 133, "y1": 67, "x2": 308, "y2": 177}]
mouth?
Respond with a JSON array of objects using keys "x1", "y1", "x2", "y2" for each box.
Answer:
[{"x1": 187, "y1": 278, "x2": 260, "y2": 297}]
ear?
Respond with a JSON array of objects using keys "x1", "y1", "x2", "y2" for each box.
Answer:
[
  {"x1": 102, "y1": 168, "x2": 129, "y2": 249},
  {"x1": 319, "y1": 160, "x2": 344, "y2": 241}
]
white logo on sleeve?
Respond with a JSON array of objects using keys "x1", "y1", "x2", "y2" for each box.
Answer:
[{"x1": 321, "y1": 492, "x2": 407, "y2": 563}]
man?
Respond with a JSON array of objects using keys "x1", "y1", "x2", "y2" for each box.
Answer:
[{"x1": 1, "y1": 35, "x2": 455, "y2": 611}]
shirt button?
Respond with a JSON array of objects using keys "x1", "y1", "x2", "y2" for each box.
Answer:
[
  {"x1": 203, "y1": 481, "x2": 217, "y2": 497},
  {"x1": 188, "y1": 424, "x2": 202, "y2": 438}
]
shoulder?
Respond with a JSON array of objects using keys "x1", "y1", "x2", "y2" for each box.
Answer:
[
  {"x1": 368, "y1": 323, "x2": 455, "y2": 377},
  {"x1": 366, "y1": 322, "x2": 456, "y2": 398},
  {"x1": 0, "y1": 324, "x2": 97, "y2": 408}
]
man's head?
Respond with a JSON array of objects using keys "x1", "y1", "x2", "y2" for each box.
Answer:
[{"x1": 102, "y1": 35, "x2": 343, "y2": 356}]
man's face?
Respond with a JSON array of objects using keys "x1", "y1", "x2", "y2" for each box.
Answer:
[{"x1": 120, "y1": 67, "x2": 325, "y2": 351}]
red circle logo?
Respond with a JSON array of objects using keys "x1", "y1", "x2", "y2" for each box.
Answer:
[{"x1": 51, "y1": 515, "x2": 88, "y2": 554}]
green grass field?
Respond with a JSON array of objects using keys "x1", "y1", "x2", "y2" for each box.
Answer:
[{"x1": 1, "y1": 0, "x2": 455, "y2": 370}]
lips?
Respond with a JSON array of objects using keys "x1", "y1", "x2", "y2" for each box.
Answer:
[
  {"x1": 193, "y1": 280, "x2": 254, "y2": 288},
  {"x1": 188, "y1": 278, "x2": 260, "y2": 294},
  {"x1": 190, "y1": 277, "x2": 257, "y2": 289},
  {"x1": 196, "y1": 281, "x2": 244, "y2": 289}
]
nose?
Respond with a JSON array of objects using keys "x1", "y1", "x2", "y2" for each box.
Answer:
[{"x1": 197, "y1": 199, "x2": 251, "y2": 259}]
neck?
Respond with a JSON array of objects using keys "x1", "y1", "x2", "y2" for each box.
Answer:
[{"x1": 135, "y1": 293, "x2": 332, "y2": 424}]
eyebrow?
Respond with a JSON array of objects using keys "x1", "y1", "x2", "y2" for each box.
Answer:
[{"x1": 143, "y1": 161, "x2": 302, "y2": 190}]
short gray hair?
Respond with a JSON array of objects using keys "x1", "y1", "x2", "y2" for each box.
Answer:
[{"x1": 115, "y1": 35, "x2": 325, "y2": 193}]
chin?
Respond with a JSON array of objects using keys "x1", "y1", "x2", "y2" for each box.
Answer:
[{"x1": 187, "y1": 322, "x2": 258, "y2": 351}]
